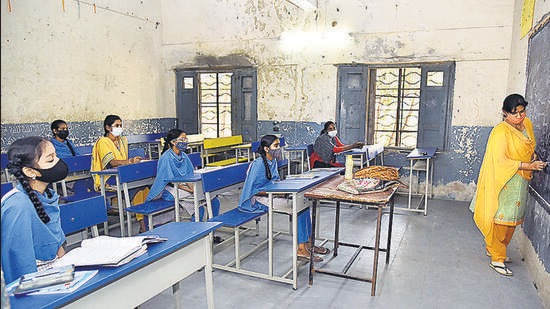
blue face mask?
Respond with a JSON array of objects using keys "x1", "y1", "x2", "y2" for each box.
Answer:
[{"x1": 175, "y1": 142, "x2": 188, "y2": 152}]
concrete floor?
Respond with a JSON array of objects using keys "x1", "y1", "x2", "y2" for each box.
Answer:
[{"x1": 135, "y1": 193, "x2": 545, "y2": 309}]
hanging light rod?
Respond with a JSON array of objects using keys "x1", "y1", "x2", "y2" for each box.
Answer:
[{"x1": 286, "y1": 0, "x2": 317, "y2": 11}]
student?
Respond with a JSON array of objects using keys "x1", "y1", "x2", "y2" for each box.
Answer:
[
  {"x1": 310, "y1": 121, "x2": 364, "y2": 168},
  {"x1": 470, "y1": 94, "x2": 547, "y2": 276},
  {"x1": 145, "y1": 129, "x2": 222, "y2": 241},
  {"x1": 50, "y1": 119, "x2": 81, "y2": 158},
  {"x1": 91, "y1": 114, "x2": 145, "y2": 231},
  {"x1": 238, "y1": 134, "x2": 329, "y2": 262},
  {"x1": 1, "y1": 137, "x2": 68, "y2": 283}
]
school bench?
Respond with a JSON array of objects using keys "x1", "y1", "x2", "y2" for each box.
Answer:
[
  {"x1": 116, "y1": 160, "x2": 173, "y2": 236},
  {"x1": 202, "y1": 162, "x2": 272, "y2": 269},
  {"x1": 126, "y1": 133, "x2": 165, "y2": 159},
  {"x1": 203, "y1": 135, "x2": 250, "y2": 166},
  {"x1": 56, "y1": 155, "x2": 116, "y2": 205}
]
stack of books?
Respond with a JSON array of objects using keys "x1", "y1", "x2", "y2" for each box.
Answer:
[{"x1": 53, "y1": 235, "x2": 167, "y2": 268}]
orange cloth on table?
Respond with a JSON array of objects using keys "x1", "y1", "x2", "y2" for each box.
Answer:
[{"x1": 472, "y1": 118, "x2": 535, "y2": 238}]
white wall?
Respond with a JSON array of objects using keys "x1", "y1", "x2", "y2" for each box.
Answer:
[
  {"x1": 161, "y1": 0, "x2": 515, "y2": 126},
  {"x1": 1, "y1": 0, "x2": 165, "y2": 123},
  {"x1": 1, "y1": 0, "x2": 519, "y2": 127}
]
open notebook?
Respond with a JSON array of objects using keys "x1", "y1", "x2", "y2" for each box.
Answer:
[{"x1": 53, "y1": 235, "x2": 167, "y2": 268}]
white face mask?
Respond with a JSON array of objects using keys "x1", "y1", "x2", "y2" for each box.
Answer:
[
  {"x1": 111, "y1": 127, "x2": 123, "y2": 137},
  {"x1": 328, "y1": 130, "x2": 337, "y2": 138}
]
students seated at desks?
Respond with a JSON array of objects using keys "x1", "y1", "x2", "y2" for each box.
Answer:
[
  {"x1": 1, "y1": 137, "x2": 68, "y2": 283},
  {"x1": 145, "y1": 129, "x2": 220, "y2": 224},
  {"x1": 50, "y1": 119, "x2": 81, "y2": 158},
  {"x1": 91, "y1": 114, "x2": 146, "y2": 231},
  {"x1": 310, "y1": 121, "x2": 364, "y2": 168},
  {"x1": 238, "y1": 135, "x2": 330, "y2": 262}
]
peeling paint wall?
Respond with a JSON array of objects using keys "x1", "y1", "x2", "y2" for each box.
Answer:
[{"x1": 1, "y1": 0, "x2": 167, "y2": 124}]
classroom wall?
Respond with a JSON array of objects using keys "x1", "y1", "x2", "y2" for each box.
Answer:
[
  {"x1": 0, "y1": 0, "x2": 168, "y2": 124},
  {"x1": 159, "y1": 0, "x2": 517, "y2": 200}
]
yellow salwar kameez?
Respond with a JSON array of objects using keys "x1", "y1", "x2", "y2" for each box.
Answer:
[
  {"x1": 91, "y1": 136, "x2": 129, "y2": 190},
  {"x1": 91, "y1": 136, "x2": 146, "y2": 222},
  {"x1": 470, "y1": 118, "x2": 535, "y2": 263}
]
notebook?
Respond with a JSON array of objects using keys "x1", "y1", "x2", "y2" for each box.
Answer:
[{"x1": 53, "y1": 235, "x2": 167, "y2": 267}]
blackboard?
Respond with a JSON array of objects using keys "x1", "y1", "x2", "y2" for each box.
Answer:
[{"x1": 525, "y1": 19, "x2": 550, "y2": 209}]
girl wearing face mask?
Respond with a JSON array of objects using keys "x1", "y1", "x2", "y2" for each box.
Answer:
[
  {"x1": 2, "y1": 137, "x2": 69, "y2": 283},
  {"x1": 310, "y1": 121, "x2": 364, "y2": 168},
  {"x1": 144, "y1": 129, "x2": 221, "y2": 235},
  {"x1": 238, "y1": 135, "x2": 330, "y2": 262},
  {"x1": 91, "y1": 114, "x2": 142, "y2": 190},
  {"x1": 91, "y1": 115, "x2": 145, "y2": 231},
  {"x1": 50, "y1": 119, "x2": 81, "y2": 158}
]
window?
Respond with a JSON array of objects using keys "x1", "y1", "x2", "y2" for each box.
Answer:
[
  {"x1": 373, "y1": 67, "x2": 421, "y2": 148},
  {"x1": 199, "y1": 72, "x2": 233, "y2": 138},
  {"x1": 175, "y1": 69, "x2": 258, "y2": 142},
  {"x1": 336, "y1": 63, "x2": 454, "y2": 150}
]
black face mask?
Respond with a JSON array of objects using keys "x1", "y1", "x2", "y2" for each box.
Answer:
[
  {"x1": 56, "y1": 130, "x2": 69, "y2": 140},
  {"x1": 34, "y1": 159, "x2": 69, "y2": 183}
]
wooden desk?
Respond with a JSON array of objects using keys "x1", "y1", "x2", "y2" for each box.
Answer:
[
  {"x1": 405, "y1": 147, "x2": 437, "y2": 216},
  {"x1": 8, "y1": 222, "x2": 222, "y2": 309},
  {"x1": 304, "y1": 175, "x2": 399, "y2": 296}
]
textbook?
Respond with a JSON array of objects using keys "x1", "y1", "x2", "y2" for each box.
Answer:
[
  {"x1": 53, "y1": 235, "x2": 167, "y2": 268},
  {"x1": 8, "y1": 270, "x2": 98, "y2": 296},
  {"x1": 13, "y1": 265, "x2": 75, "y2": 295}
]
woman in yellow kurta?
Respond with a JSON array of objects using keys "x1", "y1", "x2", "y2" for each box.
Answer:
[
  {"x1": 471, "y1": 94, "x2": 547, "y2": 276},
  {"x1": 91, "y1": 115, "x2": 145, "y2": 230}
]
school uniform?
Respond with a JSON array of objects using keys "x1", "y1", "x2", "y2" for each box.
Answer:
[
  {"x1": 1, "y1": 184, "x2": 65, "y2": 283},
  {"x1": 238, "y1": 156, "x2": 311, "y2": 244}
]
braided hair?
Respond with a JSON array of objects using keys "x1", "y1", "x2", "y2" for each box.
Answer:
[
  {"x1": 161, "y1": 128, "x2": 184, "y2": 155},
  {"x1": 103, "y1": 115, "x2": 122, "y2": 137},
  {"x1": 256, "y1": 135, "x2": 278, "y2": 180},
  {"x1": 320, "y1": 121, "x2": 335, "y2": 135},
  {"x1": 6, "y1": 136, "x2": 51, "y2": 224}
]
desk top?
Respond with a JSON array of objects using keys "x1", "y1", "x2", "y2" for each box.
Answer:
[
  {"x1": 406, "y1": 147, "x2": 437, "y2": 159},
  {"x1": 263, "y1": 168, "x2": 343, "y2": 193},
  {"x1": 284, "y1": 144, "x2": 309, "y2": 151},
  {"x1": 305, "y1": 175, "x2": 399, "y2": 205},
  {"x1": 230, "y1": 143, "x2": 252, "y2": 149},
  {"x1": 9, "y1": 222, "x2": 222, "y2": 309},
  {"x1": 165, "y1": 173, "x2": 203, "y2": 183}
]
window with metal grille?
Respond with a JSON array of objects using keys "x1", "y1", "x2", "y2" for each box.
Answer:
[
  {"x1": 199, "y1": 72, "x2": 233, "y2": 138},
  {"x1": 372, "y1": 67, "x2": 421, "y2": 148}
]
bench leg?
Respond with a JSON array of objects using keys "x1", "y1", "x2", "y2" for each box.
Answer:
[
  {"x1": 235, "y1": 228, "x2": 240, "y2": 269},
  {"x1": 148, "y1": 214, "x2": 154, "y2": 231},
  {"x1": 127, "y1": 212, "x2": 133, "y2": 236}
]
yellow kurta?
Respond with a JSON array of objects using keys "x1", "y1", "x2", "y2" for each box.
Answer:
[
  {"x1": 91, "y1": 136, "x2": 128, "y2": 190},
  {"x1": 472, "y1": 118, "x2": 535, "y2": 238}
]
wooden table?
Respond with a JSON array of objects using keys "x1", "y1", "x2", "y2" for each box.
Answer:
[{"x1": 304, "y1": 175, "x2": 399, "y2": 296}]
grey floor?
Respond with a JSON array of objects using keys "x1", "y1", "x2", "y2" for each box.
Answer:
[{"x1": 134, "y1": 193, "x2": 545, "y2": 309}]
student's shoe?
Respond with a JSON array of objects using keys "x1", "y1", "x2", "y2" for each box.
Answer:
[
  {"x1": 486, "y1": 251, "x2": 512, "y2": 263},
  {"x1": 213, "y1": 236, "x2": 224, "y2": 244},
  {"x1": 490, "y1": 261, "x2": 513, "y2": 276}
]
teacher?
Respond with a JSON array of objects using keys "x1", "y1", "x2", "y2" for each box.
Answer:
[{"x1": 470, "y1": 93, "x2": 547, "y2": 276}]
